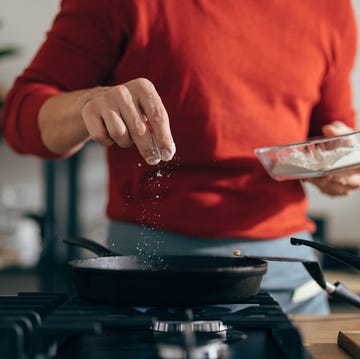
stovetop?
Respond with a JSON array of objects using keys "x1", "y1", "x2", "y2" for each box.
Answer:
[{"x1": 0, "y1": 291, "x2": 310, "y2": 359}]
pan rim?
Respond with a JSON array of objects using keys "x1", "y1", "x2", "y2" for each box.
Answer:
[{"x1": 67, "y1": 255, "x2": 268, "y2": 274}]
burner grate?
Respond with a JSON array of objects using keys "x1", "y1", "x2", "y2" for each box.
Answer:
[
  {"x1": 0, "y1": 291, "x2": 306, "y2": 359},
  {"x1": 0, "y1": 292, "x2": 68, "y2": 359}
]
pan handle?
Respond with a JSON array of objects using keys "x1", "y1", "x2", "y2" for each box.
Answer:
[
  {"x1": 291, "y1": 237, "x2": 360, "y2": 271},
  {"x1": 327, "y1": 281, "x2": 360, "y2": 309},
  {"x1": 63, "y1": 237, "x2": 117, "y2": 257}
]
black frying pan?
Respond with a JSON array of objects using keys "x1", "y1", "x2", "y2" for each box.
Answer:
[
  {"x1": 64, "y1": 237, "x2": 360, "y2": 308},
  {"x1": 63, "y1": 237, "x2": 267, "y2": 306}
]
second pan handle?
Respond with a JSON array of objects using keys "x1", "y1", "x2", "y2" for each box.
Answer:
[
  {"x1": 291, "y1": 237, "x2": 360, "y2": 271},
  {"x1": 63, "y1": 237, "x2": 118, "y2": 257}
]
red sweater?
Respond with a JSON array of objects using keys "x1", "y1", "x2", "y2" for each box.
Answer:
[{"x1": 2, "y1": 0, "x2": 357, "y2": 239}]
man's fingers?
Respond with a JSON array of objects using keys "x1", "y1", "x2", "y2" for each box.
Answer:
[
  {"x1": 309, "y1": 177, "x2": 349, "y2": 196},
  {"x1": 82, "y1": 103, "x2": 114, "y2": 147},
  {"x1": 127, "y1": 78, "x2": 176, "y2": 162},
  {"x1": 112, "y1": 85, "x2": 147, "y2": 137},
  {"x1": 113, "y1": 84, "x2": 162, "y2": 165},
  {"x1": 322, "y1": 121, "x2": 354, "y2": 137},
  {"x1": 308, "y1": 172, "x2": 360, "y2": 196},
  {"x1": 81, "y1": 78, "x2": 176, "y2": 165},
  {"x1": 102, "y1": 109, "x2": 133, "y2": 148},
  {"x1": 334, "y1": 173, "x2": 360, "y2": 187}
]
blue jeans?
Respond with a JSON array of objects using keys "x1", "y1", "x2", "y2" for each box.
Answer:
[{"x1": 108, "y1": 221, "x2": 330, "y2": 315}]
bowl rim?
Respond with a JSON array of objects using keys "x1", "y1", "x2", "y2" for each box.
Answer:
[{"x1": 254, "y1": 130, "x2": 360, "y2": 154}]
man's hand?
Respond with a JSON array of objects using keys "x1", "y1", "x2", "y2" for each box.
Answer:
[
  {"x1": 305, "y1": 121, "x2": 360, "y2": 196},
  {"x1": 80, "y1": 78, "x2": 176, "y2": 165}
]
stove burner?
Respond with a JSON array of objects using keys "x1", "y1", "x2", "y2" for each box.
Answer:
[
  {"x1": 156, "y1": 332, "x2": 229, "y2": 359},
  {"x1": 151, "y1": 320, "x2": 228, "y2": 333}
]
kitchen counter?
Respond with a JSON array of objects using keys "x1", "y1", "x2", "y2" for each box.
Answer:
[{"x1": 292, "y1": 313, "x2": 360, "y2": 358}]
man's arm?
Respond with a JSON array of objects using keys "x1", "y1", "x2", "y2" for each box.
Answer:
[{"x1": 38, "y1": 78, "x2": 176, "y2": 165}]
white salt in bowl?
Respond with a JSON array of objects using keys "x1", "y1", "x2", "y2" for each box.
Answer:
[{"x1": 255, "y1": 131, "x2": 360, "y2": 181}]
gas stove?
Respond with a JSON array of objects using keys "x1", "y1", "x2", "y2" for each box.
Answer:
[{"x1": 0, "y1": 291, "x2": 310, "y2": 359}]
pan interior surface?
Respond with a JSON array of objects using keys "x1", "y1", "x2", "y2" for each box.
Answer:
[{"x1": 69, "y1": 255, "x2": 267, "y2": 273}]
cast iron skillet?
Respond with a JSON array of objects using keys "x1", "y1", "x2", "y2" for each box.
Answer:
[{"x1": 63, "y1": 237, "x2": 267, "y2": 306}]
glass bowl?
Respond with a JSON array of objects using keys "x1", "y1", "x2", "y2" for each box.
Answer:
[{"x1": 255, "y1": 131, "x2": 360, "y2": 181}]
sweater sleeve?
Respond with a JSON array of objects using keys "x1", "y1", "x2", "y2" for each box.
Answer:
[
  {"x1": 2, "y1": 0, "x2": 126, "y2": 158},
  {"x1": 308, "y1": 0, "x2": 357, "y2": 137}
]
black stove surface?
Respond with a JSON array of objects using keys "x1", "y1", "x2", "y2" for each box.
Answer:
[{"x1": 0, "y1": 291, "x2": 311, "y2": 359}]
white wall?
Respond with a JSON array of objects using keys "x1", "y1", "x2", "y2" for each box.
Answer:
[
  {"x1": 0, "y1": 0, "x2": 60, "y2": 89},
  {"x1": 0, "y1": 0, "x2": 108, "y2": 241},
  {"x1": 0, "y1": 0, "x2": 360, "y2": 245},
  {"x1": 0, "y1": 0, "x2": 60, "y2": 213}
]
